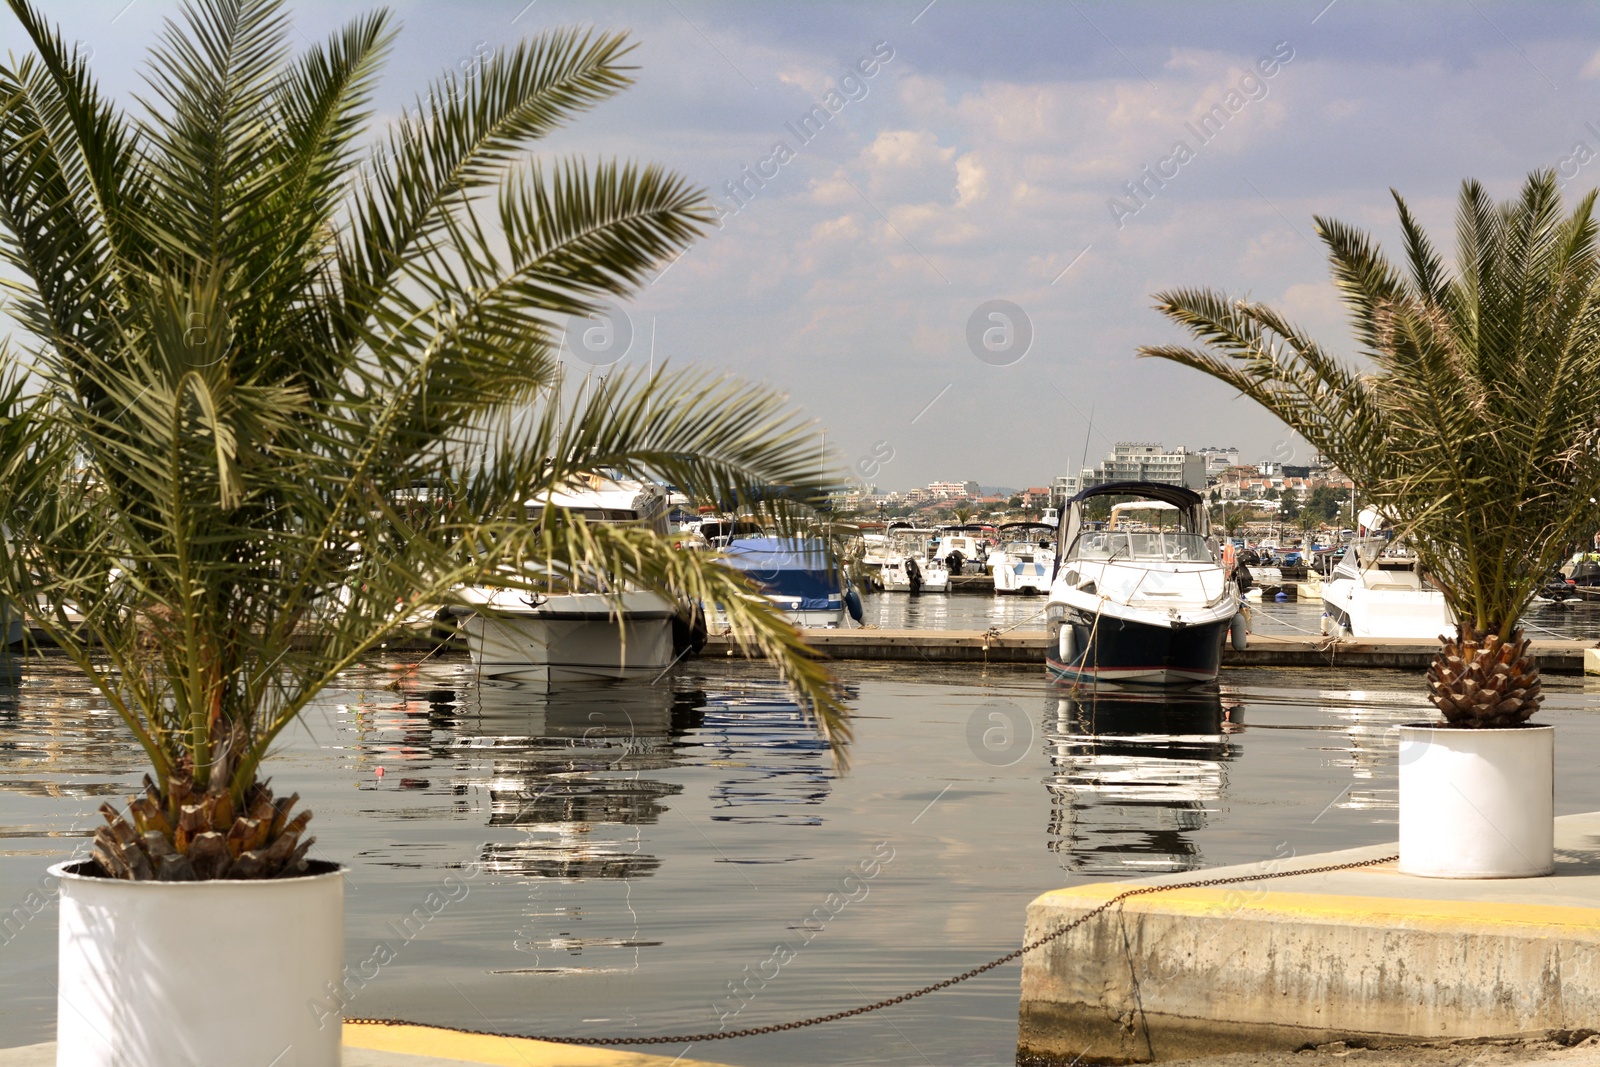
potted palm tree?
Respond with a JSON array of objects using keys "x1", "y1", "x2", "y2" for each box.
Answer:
[
  {"x1": 1140, "y1": 171, "x2": 1600, "y2": 878},
  {"x1": 0, "y1": 1, "x2": 847, "y2": 1063}
]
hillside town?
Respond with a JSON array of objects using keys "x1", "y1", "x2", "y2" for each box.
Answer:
[{"x1": 838, "y1": 441, "x2": 1358, "y2": 526}]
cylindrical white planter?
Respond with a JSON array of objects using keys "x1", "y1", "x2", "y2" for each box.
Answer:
[
  {"x1": 1397, "y1": 723, "x2": 1554, "y2": 878},
  {"x1": 53, "y1": 860, "x2": 344, "y2": 1067}
]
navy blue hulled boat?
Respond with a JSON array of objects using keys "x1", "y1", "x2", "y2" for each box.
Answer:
[
  {"x1": 1045, "y1": 482, "x2": 1242, "y2": 685},
  {"x1": 719, "y1": 537, "x2": 862, "y2": 628}
]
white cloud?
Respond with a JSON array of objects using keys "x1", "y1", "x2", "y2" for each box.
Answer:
[
  {"x1": 864, "y1": 129, "x2": 955, "y2": 169},
  {"x1": 955, "y1": 153, "x2": 988, "y2": 206}
]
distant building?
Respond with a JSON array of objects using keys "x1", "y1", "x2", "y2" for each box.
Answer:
[
  {"x1": 1050, "y1": 475, "x2": 1081, "y2": 506},
  {"x1": 1019, "y1": 486, "x2": 1052, "y2": 509},
  {"x1": 1068, "y1": 442, "x2": 1207, "y2": 493},
  {"x1": 927, "y1": 480, "x2": 979, "y2": 499},
  {"x1": 1196, "y1": 446, "x2": 1240, "y2": 475}
]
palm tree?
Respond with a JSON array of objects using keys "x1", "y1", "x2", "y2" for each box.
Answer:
[
  {"x1": 1142, "y1": 171, "x2": 1600, "y2": 727},
  {"x1": 0, "y1": 0, "x2": 848, "y2": 880}
]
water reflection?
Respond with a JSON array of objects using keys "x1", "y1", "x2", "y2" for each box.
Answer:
[
  {"x1": 694, "y1": 683, "x2": 833, "y2": 827},
  {"x1": 1043, "y1": 687, "x2": 1237, "y2": 874},
  {"x1": 456, "y1": 681, "x2": 688, "y2": 881}
]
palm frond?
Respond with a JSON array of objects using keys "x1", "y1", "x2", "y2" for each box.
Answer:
[{"x1": 1148, "y1": 171, "x2": 1600, "y2": 636}]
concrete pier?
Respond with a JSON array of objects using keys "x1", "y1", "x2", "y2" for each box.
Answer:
[
  {"x1": 0, "y1": 1023, "x2": 739, "y2": 1066},
  {"x1": 1019, "y1": 811, "x2": 1600, "y2": 1066},
  {"x1": 705, "y1": 630, "x2": 1593, "y2": 672}
]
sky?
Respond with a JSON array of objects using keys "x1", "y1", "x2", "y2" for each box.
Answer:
[{"x1": 15, "y1": 1, "x2": 1600, "y2": 491}]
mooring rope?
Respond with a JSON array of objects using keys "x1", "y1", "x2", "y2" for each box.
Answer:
[{"x1": 346, "y1": 852, "x2": 1398, "y2": 1045}]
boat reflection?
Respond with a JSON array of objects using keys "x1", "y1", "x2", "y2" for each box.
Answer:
[
  {"x1": 455, "y1": 680, "x2": 693, "y2": 880},
  {"x1": 693, "y1": 680, "x2": 833, "y2": 826},
  {"x1": 1044, "y1": 687, "x2": 1237, "y2": 874}
]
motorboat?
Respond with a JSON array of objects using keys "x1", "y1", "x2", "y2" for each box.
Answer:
[
  {"x1": 717, "y1": 537, "x2": 863, "y2": 628},
  {"x1": 988, "y1": 522, "x2": 1056, "y2": 595},
  {"x1": 686, "y1": 515, "x2": 766, "y2": 550},
  {"x1": 1045, "y1": 482, "x2": 1242, "y2": 685},
  {"x1": 1319, "y1": 508, "x2": 1453, "y2": 639},
  {"x1": 1560, "y1": 547, "x2": 1600, "y2": 599},
  {"x1": 453, "y1": 475, "x2": 695, "y2": 681},
  {"x1": 935, "y1": 525, "x2": 990, "y2": 577},
  {"x1": 879, "y1": 526, "x2": 949, "y2": 592},
  {"x1": 859, "y1": 529, "x2": 892, "y2": 572},
  {"x1": 879, "y1": 553, "x2": 949, "y2": 592}
]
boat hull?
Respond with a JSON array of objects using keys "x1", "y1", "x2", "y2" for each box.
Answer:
[
  {"x1": 462, "y1": 592, "x2": 676, "y2": 681},
  {"x1": 880, "y1": 560, "x2": 949, "y2": 592},
  {"x1": 1320, "y1": 575, "x2": 1452, "y2": 639},
  {"x1": 1046, "y1": 611, "x2": 1230, "y2": 685},
  {"x1": 994, "y1": 562, "x2": 1051, "y2": 595}
]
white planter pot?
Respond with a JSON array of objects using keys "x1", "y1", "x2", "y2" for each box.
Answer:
[
  {"x1": 53, "y1": 859, "x2": 344, "y2": 1067},
  {"x1": 1397, "y1": 723, "x2": 1554, "y2": 878}
]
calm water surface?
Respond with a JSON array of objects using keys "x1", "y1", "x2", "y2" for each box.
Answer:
[{"x1": 4, "y1": 646, "x2": 1600, "y2": 1064}]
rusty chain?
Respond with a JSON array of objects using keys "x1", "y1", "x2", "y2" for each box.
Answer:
[{"x1": 346, "y1": 851, "x2": 1398, "y2": 1045}]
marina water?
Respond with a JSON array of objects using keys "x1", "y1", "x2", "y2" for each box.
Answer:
[{"x1": 4, "y1": 603, "x2": 1600, "y2": 1063}]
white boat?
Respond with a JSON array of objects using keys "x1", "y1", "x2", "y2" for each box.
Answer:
[
  {"x1": 879, "y1": 527, "x2": 949, "y2": 592},
  {"x1": 454, "y1": 476, "x2": 685, "y2": 681},
  {"x1": 988, "y1": 522, "x2": 1056, "y2": 595},
  {"x1": 1045, "y1": 482, "x2": 1242, "y2": 685},
  {"x1": 880, "y1": 553, "x2": 949, "y2": 592},
  {"x1": 935, "y1": 526, "x2": 989, "y2": 576},
  {"x1": 1320, "y1": 508, "x2": 1453, "y2": 640},
  {"x1": 860, "y1": 531, "x2": 892, "y2": 572}
]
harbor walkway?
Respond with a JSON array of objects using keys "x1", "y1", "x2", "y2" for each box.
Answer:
[
  {"x1": 1021, "y1": 810, "x2": 1600, "y2": 1065},
  {"x1": 0, "y1": 1023, "x2": 738, "y2": 1066}
]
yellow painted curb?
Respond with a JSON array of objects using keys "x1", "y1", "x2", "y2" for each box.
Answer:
[
  {"x1": 343, "y1": 1022, "x2": 742, "y2": 1067},
  {"x1": 1034, "y1": 881, "x2": 1600, "y2": 934}
]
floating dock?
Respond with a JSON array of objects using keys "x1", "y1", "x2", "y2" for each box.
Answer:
[
  {"x1": 1019, "y1": 810, "x2": 1600, "y2": 1065},
  {"x1": 706, "y1": 629, "x2": 1594, "y2": 672}
]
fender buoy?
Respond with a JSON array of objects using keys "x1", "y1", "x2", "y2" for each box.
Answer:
[
  {"x1": 1229, "y1": 612, "x2": 1248, "y2": 651},
  {"x1": 1058, "y1": 623, "x2": 1076, "y2": 664},
  {"x1": 844, "y1": 587, "x2": 864, "y2": 624}
]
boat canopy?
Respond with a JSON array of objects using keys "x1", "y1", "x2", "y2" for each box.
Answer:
[
  {"x1": 1058, "y1": 481, "x2": 1209, "y2": 560},
  {"x1": 721, "y1": 537, "x2": 841, "y2": 610}
]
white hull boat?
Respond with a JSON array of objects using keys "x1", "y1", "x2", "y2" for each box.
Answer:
[
  {"x1": 879, "y1": 526, "x2": 948, "y2": 592},
  {"x1": 989, "y1": 522, "x2": 1056, "y2": 596},
  {"x1": 880, "y1": 555, "x2": 949, "y2": 592},
  {"x1": 453, "y1": 476, "x2": 692, "y2": 681},
  {"x1": 459, "y1": 590, "x2": 676, "y2": 681},
  {"x1": 1320, "y1": 509, "x2": 1453, "y2": 640}
]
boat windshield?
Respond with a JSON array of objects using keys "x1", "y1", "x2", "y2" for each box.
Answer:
[
  {"x1": 1069, "y1": 530, "x2": 1214, "y2": 563},
  {"x1": 1004, "y1": 541, "x2": 1049, "y2": 555}
]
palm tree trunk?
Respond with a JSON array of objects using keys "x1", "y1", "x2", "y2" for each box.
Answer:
[{"x1": 1426, "y1": 624, "x2": 1542, "y2": 727}]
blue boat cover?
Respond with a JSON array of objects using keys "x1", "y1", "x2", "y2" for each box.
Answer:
[{"x1": 721, "y1": 538, "x2": 840, "y2": 609}]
